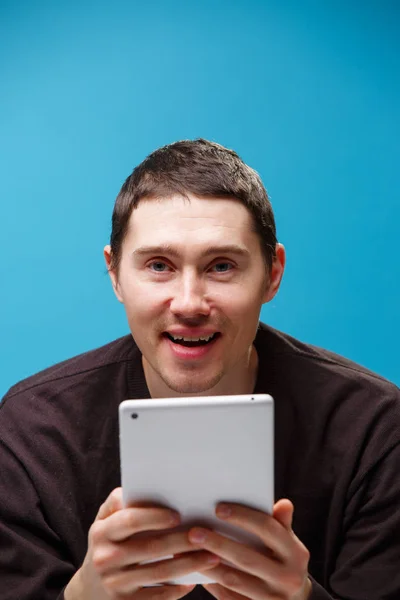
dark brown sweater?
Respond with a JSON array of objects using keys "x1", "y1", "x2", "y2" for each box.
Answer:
[{"x1": 1, "y1": 323, "x2": 400, "y2": 599}]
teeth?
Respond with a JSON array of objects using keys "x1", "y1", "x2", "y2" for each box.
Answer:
[{"x1": 169, "y1": 333, "x2": 215, "y2": 342}]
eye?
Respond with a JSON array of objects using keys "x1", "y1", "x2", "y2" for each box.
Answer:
[
  {"x1": 149, "y1": 261, "x2": 171, "y2": 272},
  {"x1": 211, "y1": 262, "x2": 234, "y2": 273}
]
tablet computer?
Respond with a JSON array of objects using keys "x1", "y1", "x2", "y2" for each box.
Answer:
[{"x1": 119, "y1": 393, "x2": 274, "y2": 584}]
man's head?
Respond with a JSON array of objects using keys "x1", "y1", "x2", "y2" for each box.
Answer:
[
  {"x1": 108, "y1": 139, "x2": 278, "y2": 272},
  {"x1": 105, "y1": 139, "x2": 285, "y2": 397}
]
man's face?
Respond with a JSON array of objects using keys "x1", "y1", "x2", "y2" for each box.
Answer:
[{"x1": 105, "y1": 194, "x2": 284, "y2": 396}]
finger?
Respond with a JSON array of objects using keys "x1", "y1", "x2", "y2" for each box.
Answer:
[
  {"x1": 200, "y1": 564, "x2": 272, "y2": 600},
  {"x1": 132, "y1": 584, "x2": 197, "y2": 600},
  {"x1": 189, "y1": 528, "x2": 285, "y2": 584},
  {"x1": 272, "y1": 499, "x2": 294, "y2": 531},
  {"x1": 102, "y1": 551, "x2": 220, "y2": 594},
  {"x1": 96, "y1": 487, "x2": 124, "y2": 520},
  {"x1": 203, "y1": 583, "x2": 221, "y2": 599},
  {"x1": 97, "y1": 506, "x2": 181, "y2": 543},
  {"x1": 203, "y1": 583, "x2": 258, "y2": 600},
  {"x1": 93, "y1": 531, "x2": 201, "y2": 572},
  {"x1": 215, "y1": 503, "x2": 296, "y2": 559}
]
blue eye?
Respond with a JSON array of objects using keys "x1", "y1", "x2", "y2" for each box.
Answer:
[
  {"x1": 150, "y1": 261, "x2": 169, "y2": 272},
  {"x1": 213, "y1": 262, "x2": 233, "y2": 273}
]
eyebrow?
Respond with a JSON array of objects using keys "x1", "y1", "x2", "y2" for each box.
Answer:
[{"x1": 131, "y1": 244, "x2": 250, "y2": 259}]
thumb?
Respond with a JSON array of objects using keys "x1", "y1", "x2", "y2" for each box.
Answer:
[
  {"x1": 273, "y1": 498, "x2": 294, "y2": 530},
  {"x1": 96, "y1": 487, "x2": 124, "y2": 520}
]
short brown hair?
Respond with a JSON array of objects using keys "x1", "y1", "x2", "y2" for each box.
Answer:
[{"x1": 109, "y1": 139, "x2": 277, "y2": 270}]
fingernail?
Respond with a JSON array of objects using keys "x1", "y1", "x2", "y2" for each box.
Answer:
[
  {"x1": 170, "y1": 512, "x2": 181, "y2": 526},
  {"x1": 190, "y1": 528, "x2": 207, "y2": 543},
  {"x1": 216, "y1": 504, "x2": 232, "y2": 519},
  {"x1": 207, "y1": 554, "x2": 219, "y2": 564}
]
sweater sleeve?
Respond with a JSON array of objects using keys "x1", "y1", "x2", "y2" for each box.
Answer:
[{"x1": 0, "y1": 438, "x2": 76, "y2": 600}]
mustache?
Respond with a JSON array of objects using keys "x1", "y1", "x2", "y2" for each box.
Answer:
[{"x1": 160, "y1": 316, "x2": 224, "y2": 330}]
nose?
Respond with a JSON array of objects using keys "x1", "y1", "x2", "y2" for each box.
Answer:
[{"x1": 169, "y1": 271, "x2": 210, "y2": 318}]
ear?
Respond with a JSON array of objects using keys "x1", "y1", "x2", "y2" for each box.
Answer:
[
  {"x1": 263, "y1": 243, "x2": 286, "y2": 304},
  {"x1": 104, "y1": 245, "x2": 124, "y2": 303}
]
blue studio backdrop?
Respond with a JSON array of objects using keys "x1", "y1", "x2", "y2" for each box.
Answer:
[{"x1": 1, "y1": 0, "x2": 399, "y2": 396}]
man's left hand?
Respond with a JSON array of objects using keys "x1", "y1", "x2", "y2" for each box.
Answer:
[{"x1": 188, "y1": 499, "x2": 311, "y2": 600}]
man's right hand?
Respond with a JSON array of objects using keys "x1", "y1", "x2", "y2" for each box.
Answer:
[{"x1": 64, "y1": 487, "x2": 220, "y2": 600}]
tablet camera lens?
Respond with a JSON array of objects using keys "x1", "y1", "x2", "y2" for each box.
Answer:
[{"x1": 131, "y1": 413, "x2": 139, "y2": 419}]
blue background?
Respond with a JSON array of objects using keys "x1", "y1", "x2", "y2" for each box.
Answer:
[{"x1": 1, "y1": 0, "x2": 399, "y2": 396}]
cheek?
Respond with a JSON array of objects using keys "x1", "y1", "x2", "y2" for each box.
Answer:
[
  {"x1": 213, "y1": 286, "x2": 263, "y2": 318},
  {"x1": 121, "y1": 279, "x2": 167, "y2": 314},
  {"x1": 124, "y1": 297, "x2": 159, "y2": 322}
]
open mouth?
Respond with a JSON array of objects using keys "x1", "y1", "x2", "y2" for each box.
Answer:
[{"x1": 164, "y1": 332, "x2": 220, "y2": 347}]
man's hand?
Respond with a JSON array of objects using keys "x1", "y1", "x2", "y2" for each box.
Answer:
[
  {"x1": 65, "y1": 487, "x2": 220, "y2": 600},
  {"x1": 190, "y1": 499, "x2": 311, "y2": 600}
]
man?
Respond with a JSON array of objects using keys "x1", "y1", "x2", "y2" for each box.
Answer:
[{"x1": 0, "y1": 139, "x2": 399, "y2": 600}]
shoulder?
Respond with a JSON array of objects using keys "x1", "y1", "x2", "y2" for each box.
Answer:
[
  {"x1": 256, "y1": 323, "x2": 400, "y2": 474},
  {"x1": 1, "y1": 335, "x2": 139, "y2": 405},
  {"x1": 256, "y1": 322, "x2": 399, "y2": 396},
  {"x1": 256, "y1": 323, "x2": 400, "y2": 447}
]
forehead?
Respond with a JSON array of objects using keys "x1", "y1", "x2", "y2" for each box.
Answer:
[{"x1": 125, "y1": 194, "x2": 258, "y2": 250}]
